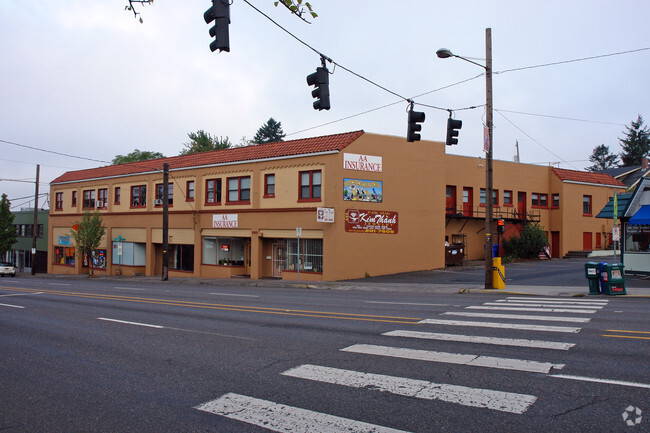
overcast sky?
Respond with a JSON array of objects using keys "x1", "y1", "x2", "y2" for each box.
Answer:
[{"x1": 1, "y1": 0, "x2": 649, "y2": 210}]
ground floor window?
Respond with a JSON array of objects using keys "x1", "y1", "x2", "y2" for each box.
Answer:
[
  {"x1": 285, "y1": 238, "x2": 323, "y2": 273},
  {"x1": 202, "y1": 237, "x2": 246, "y2": 266},
  {"x1": 625, "y1": 226, "x2": 649, "y2": 252},
  {"x1": 112, "y1": 242, "x2": 146, "y2": 266},
  {"x1": 169, "y1": 244, "x2": 194, "y2": 271},
  {"x1": 54, "y1": 247, "x2": 76, "y2": 266},
  {"x1": 82, "y1": 249, "x2": 107, "y2": 269}
]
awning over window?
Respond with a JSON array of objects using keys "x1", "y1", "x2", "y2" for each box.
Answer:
[{"x1": 629, "y1": 205, "x2": 650, "y2": 226}]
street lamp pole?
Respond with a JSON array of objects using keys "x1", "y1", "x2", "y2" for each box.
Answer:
[{"x1": 438, "y1": 27, "x2": 494, "y2": 290}]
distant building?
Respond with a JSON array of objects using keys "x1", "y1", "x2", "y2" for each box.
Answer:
[
  {"x1": 48, "y1": 131, "x2": 626, "y2": 281},
  {"x1": 597, "y1": 157, "x2": 650, "y2": 190},
  {"x1": 4, "y1": 209, "x2": 48, "y2": 273}
]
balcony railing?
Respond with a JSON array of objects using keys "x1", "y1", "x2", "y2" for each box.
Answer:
[{"x1": 445, "y1": 206, "x2": 541, "y2": 222}]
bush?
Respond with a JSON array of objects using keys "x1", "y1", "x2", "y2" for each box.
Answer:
[{"x1": 502, "y1": 223, "x2": 548, "y2": 259}]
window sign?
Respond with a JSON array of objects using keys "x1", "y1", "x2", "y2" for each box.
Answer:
[
  {"x1": 58, "y1": 236, "x2": 71, "y2": 246},
  {"x1": 317, "y1": 207, "x2": 335, "y2": 223},
  {"x1": 343, "y1": 153, "x2": 383, "y2": 172},
  {"x1": 343, "y1": 179, "x2": 383, "y2": 203},
  {"x1": 212, "y1": 214, "x2": 238, "y2": 228}
]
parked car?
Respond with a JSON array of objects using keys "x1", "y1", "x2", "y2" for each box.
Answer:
[{"x1": 0, "y1": 262, "x2": 16, "y2": 277}]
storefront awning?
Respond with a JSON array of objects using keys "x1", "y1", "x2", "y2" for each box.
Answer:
[{"x1": 629, "y1": 205, "x2": 650, "y2": 225}]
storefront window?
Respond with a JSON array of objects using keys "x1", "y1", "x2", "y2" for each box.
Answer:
[
  {"x1": 285, "y1": 239, "x2": 323, "y2": 273},
  {"x1": 83, "y1": 249, "x2": 107, "y2": 269},
  {"x1": 54, "y1": 247, "x2": 76, "y2": 266},
  {"x1": 202, "y1": 237, "x2": 245, "y2": 266},
  {"x1": 625, "y1": 226, "x2": 650, "y2": 252},
  {"x1": 169, "y1": 244, "x2": 194, "y2": 271}
]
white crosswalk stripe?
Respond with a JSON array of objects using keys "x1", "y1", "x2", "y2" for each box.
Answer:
[
  {"x1": 505, "y1": 297, "x2": 608, "y2": 303},
  {"x1": 282, "y1": 364, "x2": 537, "y2": 414},
  {"x1": 467, "y1": 305, "x2": 597, "y2": 314},
  {"x1": 383, "y1": 330, "x2": 575, "y2": 350},
  {"x1": 496, "y1": 299, "x2": 608, "y2": 306},
  {"x1": 341, "y1": 344, "x2": 565, "y2": 373},
  {"x1": 482, "y1": 302, "x2": 602, "y2": 309},
  {"x1": 442, "y1": 311, "x2": 591, "y2": 323},
  {"x1": 195, "y1": 393, "x2": 411, "y2": 433},
  {"x1": 419, "y1": 318, "x2": 582, "y2": 333}
]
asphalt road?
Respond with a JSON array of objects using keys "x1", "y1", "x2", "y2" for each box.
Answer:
[{"x1": 1, "y1": 277, "x2": 648, "y2": 432}]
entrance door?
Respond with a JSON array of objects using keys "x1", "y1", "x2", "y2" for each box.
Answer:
[
  {"x1": 462, "y1": 187, "x2": 473, "y2": 217},
  {"x1": 583, "y1": 232, "x2": 592, "y2": 251},
  {"x1": 551, "y1": 231, "x2": 560, "y2": 258},
  {"x1": 272, "y1": 243, "x2": 286, "y2": 278},
  {"x1": 517, "y1": 192, "x2": 527, "y2": 219},
  {"x1": 446, "y1": 186, "x2": 457, "y2": 214}
]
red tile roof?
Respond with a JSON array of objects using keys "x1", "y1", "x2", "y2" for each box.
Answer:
[
  {"x1": 51, "y1": 130, "x2": 365, "y2": 184},
  {"x1": 551, "y1": 168, "x2": 626, "y2": 187}
]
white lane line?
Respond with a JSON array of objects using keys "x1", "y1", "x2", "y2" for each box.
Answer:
[
  {"x1": 341, "y1": 344, "x2": 564, "y2": 374},
  {"x1": 467, "y1": 306, "x2": 597, "y2": 314},
  {"x1": 48, "y1": 282, "x2": 71, "y2": 286},
  {"x1": 365, "y1": 301, "x2": 448, "y2": 306},
  {"x1": 548, "y1": 374, "x2": 650, "y2": 389},
  {"x1": 113, "y1": 287, "x2": 146, "y2": 291},
  {"x1": 383, "y1": 330, "x2": 575, "y2": 350},
  {"x1": 195, "y1": 392, "x2": 410, "y2": 433},
  {"x1": 210, "y1": 292, "x2": 260, "y2": 298},
  {"x1": 497, "y1": 299, "x2": 607, "y2": 306},
  {"x1": 0, "y1": 292, "x2": 44, "y2": 297},
  {"x1": 282, "y1": 364, "x2": 537, "y2": 414},
  {"x1": 483, "y1": 302, "x2": 602, "y2": 309},
  {"x1": 0, "y1": 303, "x2": 25, "y2": 309},
  {"x1": 506, "y1": 297, "x2": 608, "y2": 303},
  {"x1": 420, "y1": 318, "x2": 581, "y2": 333},
  {"x1": 97, "y1": 318, "x2": 163, "y2": 328},
  {"x1": 443, "y1": 311, "x2": 591, "y2": 323}
]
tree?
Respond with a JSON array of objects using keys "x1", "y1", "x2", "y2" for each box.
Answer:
[
  {"x1": 70, "y1": 211, "x2": 106, "y2": 277},
  {"x1": 112, "y1": 149, "x2": 165, "y2": 165},
  {"x1": 180, "y1": 130, "x2": 232, "y2": 155},
  {"x1": 586, "y1": 144, "x2": 618, "y2": 171},
  {"x1": 619, "y1": 115, "x2": 650, "y2": 167},
  {"x1": 0, "y1": 194, "x2": 17, "y2": 258},
  {"x1": 252, "y1": 118, "x2": 286, "y2": 144},
  {"x1": 502, "y1": 222, "x2": 549, "y2": 260}
]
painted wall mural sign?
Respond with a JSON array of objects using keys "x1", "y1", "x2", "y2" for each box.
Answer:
[
  {"x1": 343, "y1": 179, "x2": 383, "y2": 203},
  {"x1": 345, "y1": 209, "x2": 398, "y2": 234},
  {"x1": 212, "y1": 214, "x2": 238, "y2": 228},
  {"x1": 343, "y1": 153, "x2": 383, "y2": 173}
]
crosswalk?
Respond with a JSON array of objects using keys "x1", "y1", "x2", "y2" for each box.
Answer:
[{"x1": 195, "y1": 296, "x2": 609, "y2": 432}]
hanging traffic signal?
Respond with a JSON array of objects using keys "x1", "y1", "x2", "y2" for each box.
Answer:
[
  {"x1": 446, "y1": 117, "x2": 462, "y2": 146},
  {"x1": 306, "y1": 66, "x2": 330, "y2": 110},
  {"x1": 406, "y1": 106, "x2": 425, "y2": 142},
  {"x1": 204, "y1": 0, "x2": 230, "y2": 53}
]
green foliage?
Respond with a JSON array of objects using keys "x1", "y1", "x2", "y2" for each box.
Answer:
[
  {"x1": 180, "y1": 130, "x2": 232, "y2": 155},
  {"x1": 502, "y1": 223, "x2": 548, "y2": 260},
  {"x1": 619, "y1": 115, "x2": 650, "y2": 167},
  {"x1": 70, "y1": 211, "x2": 106, "y2": 276},
  {"x1": 252, "y1": 118, "x2": 286, "y2": 144},
  {"x1": 586, "y1": 144, "x2": 618, "y2": 171},
  {"x1": 274, "y1": 0, "x2": 318, "y2": 22},
  {"x1": 112, "y1": 149, "x2": 164, "y2": 165},
  {"x1": 0, "y1": 194, "x2": 17, "y2": 257}
]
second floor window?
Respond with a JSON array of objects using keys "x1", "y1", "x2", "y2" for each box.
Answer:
[
  {"x1": 187, "y1": 181, "x2": 195, "y2": 202},
  {"x1": 299, "y1": 170, "x2": 321, "y2": 201},
  {"x1": 55, "y1": 192, "x2": 63, "y2": 210},
  {"x1": 115, "y1": 187, "x2": 121, "y2": 205},
  {"x1": 503, "y1": 190, "x2": 513, "y2": 206},
  {"x1": 227, "y1": 176, "x2": 251, "y2": 203},
  {"x1": 264, "y1": 174, "x2": 275, "y2": 197},
  {"x1": 206, "y1": 179, "x2": 222, "y2": 204},
  {"x1": 583, "y1": 195, "x2": 592, "y2": 215},
  {"x1": 72, "y1": 191, "x2": 77, "y2": 207},
  {"x1": 156, "y1": 183, "x2": 173, "y2": 205},
  {"x1": 97, "y1": 188, "x2": 108, "y2": 208},
  {"x1": 83, "y1": 190, "x2": 95, "y2": 209},
  {"x1": 131, "y1": 185, "x2": 146, "y2": 207}
]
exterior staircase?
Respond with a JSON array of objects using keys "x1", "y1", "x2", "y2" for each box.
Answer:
[{"x1": 563, "y1": 250, "x2": 591, "y2": 259}]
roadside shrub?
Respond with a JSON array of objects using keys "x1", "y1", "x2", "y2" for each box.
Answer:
[{"x1": 502, "y1": 223, "x2": 548, "y2": 259}]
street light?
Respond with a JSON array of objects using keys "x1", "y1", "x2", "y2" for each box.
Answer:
[{"x1": 437, "y1": 28, "x2": 494, "y2": 291}]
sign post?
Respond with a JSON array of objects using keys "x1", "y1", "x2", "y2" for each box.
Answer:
[
  {"x1": 296, "y1": 227, "x2": 302, "y2": 283},
  {"x1": 114, "y1": 235, "x2": 125, "y2": 275}
]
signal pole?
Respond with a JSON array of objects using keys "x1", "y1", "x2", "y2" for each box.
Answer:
[
  {"x1": 31, "y1": 164, "x2": 39, "y2": 275},
  {"x1": 162, "y1": 163, "x2": 169, "y2": 281}
]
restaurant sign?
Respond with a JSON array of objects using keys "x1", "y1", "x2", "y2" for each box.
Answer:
[
  {"x1": 343, "y1": 153, "x2": 383, "y2": 173},
  {"x1": 212, "y1": 214, "x2": 238, "y2": 228},
  {"x1": 343, "y1": 179, "x2": 382, "y2": 203},
  {"x1": 345, "y1": 209, "x2": 398, "y2": 234}
]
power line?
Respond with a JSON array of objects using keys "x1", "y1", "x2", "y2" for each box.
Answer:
[
  {"x1": 495, "y1": 47, "x2": 650, "y2": 75},
  {"x1": 0, "y1": 138, "x2": 110, "y2": 164},
  {"x1": 495, "y1": 109, "x2": 627, "y2": 126}
]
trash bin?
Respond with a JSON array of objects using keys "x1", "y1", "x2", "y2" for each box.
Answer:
[
  {"x1": 584, "y1": 262, "x2": 601, "y2": 295},
  {"x1": 600, "y1": 263, "x2": 626, "y2": 295},
  {"x1": 492, "y1": 244, "x2": 499, "y2": 258},
  {"x1": 492, "y1": 257, "x2": 505, "y2": 290}
]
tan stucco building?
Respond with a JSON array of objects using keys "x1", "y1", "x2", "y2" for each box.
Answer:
[{"x1": 48, "y1": 131, "x2": 625, "y2": 281}]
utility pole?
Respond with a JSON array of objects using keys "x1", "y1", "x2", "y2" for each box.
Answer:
[
  {"x1": 31, "y1": 164, "x2": 40, "y2": 275},
  {"x1": 484, "y1": 28, "x2": 494, "y2": 291},
  {"x1": 162, "y1": 163, "x2": 169, "y2": 281}
]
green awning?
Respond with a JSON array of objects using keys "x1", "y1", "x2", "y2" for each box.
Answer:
[{"x1": 596, "y1": 193, "x2": 632, "y2": 219}]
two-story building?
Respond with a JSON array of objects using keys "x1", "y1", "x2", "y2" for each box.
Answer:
[{"x1": 48, "y1": 131, "x2": 625, "y2": 280}]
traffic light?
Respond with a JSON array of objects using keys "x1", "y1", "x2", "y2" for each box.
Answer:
[
  {"x1": 406, "y1": 107, "x2": 425, "y2": 142},
  {"x1": 497, "y1": 219, "x2": 505, "y2": 234},
  {"x1": 204, "y1": 0, "x2": 230, "y2": 53},
  {"x1": 446, "y1": 117, "x2": 462, "y2": 146},
  {"x1": 306, "y1": 66, "x2": 330, "y2": 110}
]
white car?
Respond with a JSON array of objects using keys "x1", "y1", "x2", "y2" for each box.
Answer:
[{"x1": 0, "y1": 262, "x2": 16, "y2": 277}]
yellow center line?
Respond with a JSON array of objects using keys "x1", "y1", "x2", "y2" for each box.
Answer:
[
  {"x1": 0, "y1": 286, "x2": 422, "y2": 324},
  {"x1": 602, "y1": 334, "x2": 650, "y2": 340},
  {"x1": 604, "y1": 329, "x2": 650, "y2": 334}
]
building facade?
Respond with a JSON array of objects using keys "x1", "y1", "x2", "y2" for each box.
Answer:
[
  {"x1": 4, "y1": 209, "x2": 48, "y2": 273},
  {"x1": 48, "y1": 131, "x2": 624, "y2": 281}
]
